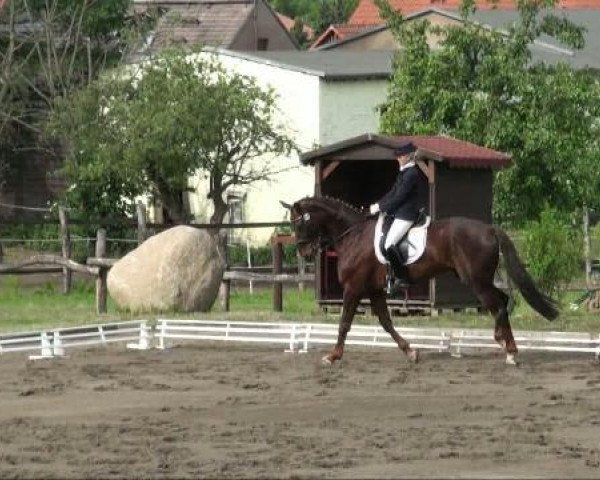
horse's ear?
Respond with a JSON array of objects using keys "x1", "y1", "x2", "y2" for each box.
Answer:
[{"x1": 280, "y1": 200, "x2": 292, "y2": 210}]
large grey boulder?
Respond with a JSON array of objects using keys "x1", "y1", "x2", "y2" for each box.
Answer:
[{"x1": 108, "y1": 226, "x2": 225, "y2": 313}]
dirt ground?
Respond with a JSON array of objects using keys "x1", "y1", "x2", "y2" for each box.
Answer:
[{"x1": 0, "y1": 342, "x2": 599, "y2": 479}]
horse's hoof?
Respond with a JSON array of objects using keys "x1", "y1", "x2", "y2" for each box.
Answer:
[
  {"x1": 322, "y1": 355, "x2": 333, "y2": 365},
  {"x1": 408, "y1": 349, "x2": 420, "y2": 364},
  {"x1": 505, "y1": 354, "x2": 519, "y2": 366}
]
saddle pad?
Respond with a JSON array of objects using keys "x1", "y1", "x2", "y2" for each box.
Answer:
[{"x1": 373, "y1": 213, "x2": 430, "y2": 265}]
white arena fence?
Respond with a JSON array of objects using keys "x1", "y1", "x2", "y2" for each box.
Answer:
[
  {"x1": 0, "y1": 319, "x2": 598, "y2": 360},
  {"x1": 0, "y1": 320, "x2": 151, "y2": 360},
  {"x1": 155, "y1": 320, "x2": 600, "y2": 360}
]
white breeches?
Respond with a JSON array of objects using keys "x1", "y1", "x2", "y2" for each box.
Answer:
[{"x1": 384, "y1": 218, "x2": 413, "y2": 250}]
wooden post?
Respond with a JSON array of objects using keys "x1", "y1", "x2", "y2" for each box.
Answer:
[
  {"x1": 584, "y1": 206, "x2": 591, "y2": 288},
  {"x1": 218, "y1": 230, "x2": 230, "y2": 311},
  {"x1": 221, "y1": 279, "x2": 231, "y2": 312},
  {"x1": 297, "y1": 250, "x2": 306, "y2": 292},
  {"x1": 95, "y1": 229, "x2": 108, "y2": 315},
  {"x1": 272, "y1": 237, "x2": 283, "y2": 312},
  {"x1": 136, "y1": 201, "x2": 147, "y2": 246},
  {"x1": 59, "y1": 207, "x2": 72, "y2": 294}
]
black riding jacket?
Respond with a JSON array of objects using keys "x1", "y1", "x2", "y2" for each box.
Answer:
[{"x1": 377, "y1": 164, "x2": 429, "y2": 222}]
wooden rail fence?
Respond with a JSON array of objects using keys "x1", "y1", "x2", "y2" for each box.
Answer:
[{"x1": 1, "y1": 216, "x2": 311, "y2": 314}]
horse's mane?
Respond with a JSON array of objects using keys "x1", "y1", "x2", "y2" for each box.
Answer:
[{"x1": 298, "y1": 195, "x2": 366, "y2": 225}]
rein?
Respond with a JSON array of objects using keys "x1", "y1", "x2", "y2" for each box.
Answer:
[{"x1": 296, "y1": 217, "x2": 370, "y2": 252}]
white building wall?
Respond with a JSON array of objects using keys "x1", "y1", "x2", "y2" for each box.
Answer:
[
  {"x1": 318, "y1": 79, "x2": 388, "y2": 145},
  {"x1": 188, "y1": 51, "x2": 319, "y2": 245},
  {"x1": 187, "y1": 51, "x2": 388, "y2": 246}
]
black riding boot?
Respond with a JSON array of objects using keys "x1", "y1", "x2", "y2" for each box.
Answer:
[{"x1": 385, "y1": 245, "x2": 411, "y2": 295}]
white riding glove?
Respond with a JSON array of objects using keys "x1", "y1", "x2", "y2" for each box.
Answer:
[{"x1": 369, "y1": 203, "x2": 380, "y2": 215}]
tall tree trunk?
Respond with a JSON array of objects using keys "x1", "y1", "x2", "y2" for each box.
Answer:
[
  {"x1": 207, "y1": 189, "x2": 229, "y2": 274},
  {"x1": 156, "y1": 185, "x2": 186, "y2": 225},
  {"x1": 209, "y1": 192, "x2": 228, "y2": 225}
]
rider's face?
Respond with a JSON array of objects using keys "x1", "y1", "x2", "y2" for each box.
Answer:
[{"x1": 397, "y1": 153, "x2": 411, "y2": 166}]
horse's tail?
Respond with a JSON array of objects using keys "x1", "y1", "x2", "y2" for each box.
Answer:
[{"x1": 493, "y1": 227, "x2": 559, "y2": 321}]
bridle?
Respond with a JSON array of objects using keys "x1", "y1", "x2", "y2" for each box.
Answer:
[{"x1": 292, "y1": 210, "x2": 369, "y2": 253}]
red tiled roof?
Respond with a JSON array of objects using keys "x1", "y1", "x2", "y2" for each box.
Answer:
[
  {"x1": 300, "y1": 133, "x2": 511, "y2": 169},
  {"x1": 349, "y1": 0, "x2": 600, "y2": 25},
  {"x1": 311, "y1": 23, "x2": 369, "y2": 49},
  {"x1": 396, "y1": 135, "x2": 512, "y2": 168}
]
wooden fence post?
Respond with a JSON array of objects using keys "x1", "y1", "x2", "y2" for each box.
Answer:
[
  {"x1": 272, "y1": 237, "x2": 283, "y2": 312},
  {"x1": 297, "y1": 250, "x2": 306, "y2": 292},
  {"x1": 221, "y1": 279, "x2": 231, "y2": 312},
  {"x1": 59, "y1": 207, "x2": 72, "y2": 294},
  {"x1": 218, "y1": 230, "x2": 230, "y2": 311},
  {"x1": 95, "y1": 229, "x2": 108, "y2": 315},
  {"x1": 136, "y1": 201, "x2": 147, "y2": 246},
  {"x1": 584, "y1": 206, "x2": 591, "y2": 288}
]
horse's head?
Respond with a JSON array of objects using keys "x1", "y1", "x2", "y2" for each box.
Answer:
[{"x1": 280, "y1": 198, "x2": 329, "y2": 258}]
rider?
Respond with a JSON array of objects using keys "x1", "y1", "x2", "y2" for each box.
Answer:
[{"x1": 369, "y1": 141, "x2": 429, "y2": 295}]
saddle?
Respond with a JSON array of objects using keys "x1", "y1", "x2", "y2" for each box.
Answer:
[{"x1": 374, "y1": 209, "x2": 430, "y2": 266}]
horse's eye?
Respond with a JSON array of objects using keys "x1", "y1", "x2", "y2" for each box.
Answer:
[{"x1": 303, "y1": 213, "x2": 310, "y2": 222}]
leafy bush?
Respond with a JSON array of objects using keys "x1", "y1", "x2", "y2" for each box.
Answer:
[{"x1": 522, "y1": 208, "x2": 581, "y2": 297}]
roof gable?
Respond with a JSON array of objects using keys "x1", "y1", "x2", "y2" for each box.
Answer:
[{"x1": 310, "y1": 23, "x2": 369, "y2": 49}]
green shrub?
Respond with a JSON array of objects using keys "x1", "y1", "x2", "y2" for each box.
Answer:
[{"x1": 522, "y1": 208, "x2": 581, "y2": 298}]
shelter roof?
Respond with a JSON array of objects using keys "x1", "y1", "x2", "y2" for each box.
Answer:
[{"x1": 300, "y1": 133, "x2": 512, "y2": 169}]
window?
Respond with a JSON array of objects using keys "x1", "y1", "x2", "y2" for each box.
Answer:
[
  {"x1": 257, "y1": 37, "x2": 269, "y2": 51},
  {"x1": 227, "y1": 191, "x2": 246, "y2": 245}
]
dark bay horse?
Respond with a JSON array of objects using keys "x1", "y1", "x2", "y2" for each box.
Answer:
[{"x1": 281, "y1": 196, "x2": 558, "y2": 366}]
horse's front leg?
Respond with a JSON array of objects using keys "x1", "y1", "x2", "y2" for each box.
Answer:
[
  {"x1": 322, "y1": 289, "x2": 360, "y2": 365},
  {"x1": 370, "y1": 290, "x2": 419, "y2": 363}
]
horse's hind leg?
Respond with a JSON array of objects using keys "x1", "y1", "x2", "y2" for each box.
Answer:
[
  {"x1": 322, "y1": 289, "x2": 360, "y2": 365},
  {"x1": 370, "y1": 290, "x2": 419, "y2": 363},
  {"x1": 476, "y1": 285, "x2": 518, "y2": 365}
]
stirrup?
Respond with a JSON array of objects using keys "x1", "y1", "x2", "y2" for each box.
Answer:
[{"x1": 387, "y1": 277, "x2": 410, "y2": 296}]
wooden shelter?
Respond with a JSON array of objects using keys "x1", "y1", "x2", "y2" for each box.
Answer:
[{"x1": 300, "y1": 133, "x2": 512, "y2": 312}]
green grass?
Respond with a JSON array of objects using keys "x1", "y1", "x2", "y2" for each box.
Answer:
[{"x1": 1, "y1": 277, "x2": 599, "y2": 334}]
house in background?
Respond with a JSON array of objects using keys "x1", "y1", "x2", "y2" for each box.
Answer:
[
  {"x1": 133, "y1": 0, "x2": 298, "y2": 55},
  {"x1": 313, "y1": 6, "x2": 600, "y2": 71},
  {"x1": 311, "y1": 0, "x2": 600, "y2": 49},
  {"x1": 183, "y1": 48, "x2": 395, "y2": 246}
]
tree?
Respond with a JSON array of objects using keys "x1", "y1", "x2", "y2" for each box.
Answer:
[
  {"x1": 376, "y1": 0, "x2": 600, "y2": 226},
  {"x1": 290, "y1": 18, "x2": 310, "y2": 49},
  {"x1": 522, "y1": 208, "x2": 581, "y2": 297},
  {"x1": 47, "y1": 50, "x2": 296, "y2": 227},
  {"x1": 270, "y1": 0, "x2": 358, "y2": 38},
  {"x1": 0, "y1": 0, "x2": 153, "y2": 199},
  {"x1": 310, "y1": 0, "x2": 358, "y2": 37}
]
